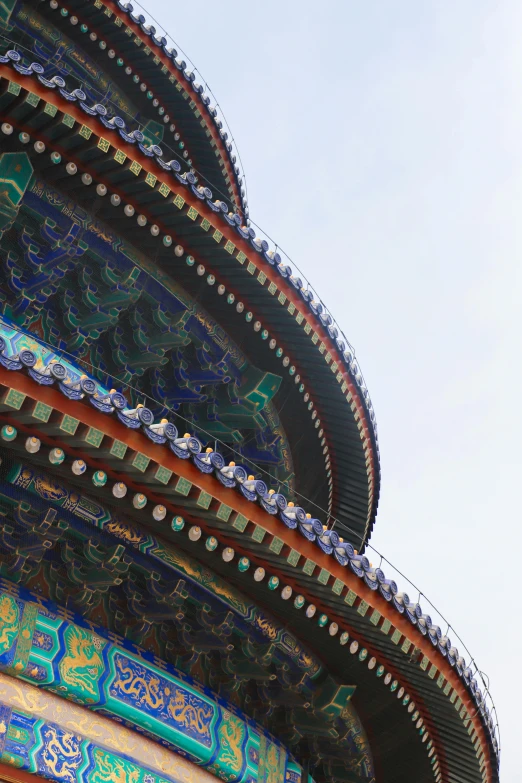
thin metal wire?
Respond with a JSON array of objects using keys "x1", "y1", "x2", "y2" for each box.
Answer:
[
  {"x1": 117, "y1": 0, "x2": 249, "y2": 206},
  {"x1": 0, "y1": 17, "x2": 499, "y2": 750},
  {"x1": 109, "y1": 2, "x2": 373, "y2": 406},
  {"x1": 0, "y1": 321, "x2": 500, "y2": 753},
  {"x1": 0, "y1": 16, "x2": 379, "y2": 448}
]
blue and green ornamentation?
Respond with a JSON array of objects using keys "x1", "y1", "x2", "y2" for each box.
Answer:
[
  {"x1": 0, "y1": 701, "x2": 178, "y2": 783},
  {"x1": 0, "y1": 175, "x2": 295, "y2": 488},
  {"x1": 4, "y1": 462, "x2": 322, "y2": 682},
  {"x1": 0, "y1": 670, "x2": 228, "y2": 783},
  {"x1": 10, "y1": 5, "x2": 138, "y2": 119},
  {"x1": 0, "y1": 581, "x2": 297, "y2": 783}
]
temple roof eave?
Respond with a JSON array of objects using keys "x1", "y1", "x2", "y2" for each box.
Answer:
[
  {"x1": 0, "y1": 59, "x2": 379, "y2": 546},
  {"x1": 0, "y1": 359, "x2": 498, "y2": 783}
]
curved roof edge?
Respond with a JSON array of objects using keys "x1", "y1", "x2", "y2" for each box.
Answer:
[
  {"x1": 114, "y1": 0, "x2": 247, "y2": 213},
  {"x1": 0, "y1": 334, "x2": 500, "y2": 775},
  {"x1": 0, "y1": 49, "x2": 380, "y2": 543}
]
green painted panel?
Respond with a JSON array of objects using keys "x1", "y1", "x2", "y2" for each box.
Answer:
[
  {"x1": 131, "y1": 452, "x2": 150, "y2": 472},
  {"x1": 269, "y1": 537, "x2": 283, "y2": 555},
  {"x1": 174, "y1": 476, "x2": 192, "y2": 496},
  {"x1": 302, "y1": 559, "x2": 316, "y2": 576},
  {"x1": 85, "y1": 427, "x2": 104, "y2": 448},
  {"x1": 232, "y1": 513, "x2": 248, "y2": 532},
  {"x1": 60, "y1": 415, "x2": 79, "y2": 435},
  {"x1": 0, "y1": 0, "x2": 16, "y2": 24},
  {"x1": 154, "y1": 465, "x2": 172, "y2": 485},
  {"x1": 2, "y1": 388, "x2": 25, "y2": 410},
  {"x1": 109, "y1": 439, "x2": 127, "y2": 458},
  {"x1": 251, "y1": 525, "x2": 266, "y2": 543},
  {"x1": 216, "y1": 503, "x2": 232, "y2": 522},
  {"x1": 0, "y1": 583, "x2": 290, "y2": 783},
  {"x1": 197, "y1": 490, "x2": 212, "y2": 509},
  {"x1": 0, "y1": 152, "x2": 33, "y2": 233},
  {"x1": 32, "y1": 401, "x2": 52, "y2": 422}
]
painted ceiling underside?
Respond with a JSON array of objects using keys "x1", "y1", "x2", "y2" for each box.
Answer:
[{"x1": 0, "y1": 2, "x2": 499, "y2": 783}]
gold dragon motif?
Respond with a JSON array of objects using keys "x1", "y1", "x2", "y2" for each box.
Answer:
[
  {"x1": 91, "y1": 749, "x2": 140, "y2": 783},
  {"x1": 216, "y1": 714, "x2": 244, "y2": 774},
  {"x1": 59, "y1": 625, "x2": 105, "y2": 700},
  {"x1": 40, "y1": 726, "x2": 82, "y2": 783},
  {"x1": 155, "y1": 545, "x2": 248, "y2": 615},
  {"x1": 266, "y1": 743, "x2": 281, "y2": 783},
  {"x1": 252, "y1": 613, "x2": 278, "y2": 641},
  {"x1": 112, "y1": 656, "x2": 164, "y2": 711},
  {"x1": 33, "y1": 474, "x2": 68, "y2": 503},
  {"x1": 0, "y1": 593, "x2": 19, "y2": 653},
  {"x1": 167, "y1": 689, "x2": 213, "y2": 739},
  {"x1": 104, "y1": 520, "x2": 145, "y2": 545}
]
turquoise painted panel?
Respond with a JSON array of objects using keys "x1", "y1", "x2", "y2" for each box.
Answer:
[
  {"x1": 4, "y1": 460, "x2": 323, "y2": 682},
  {"x1": 0, "y1": 699, "x2": 178, "y2": 783},
  {"x1": 0, "y1": 582, "x2": 299, "y2": 783}
]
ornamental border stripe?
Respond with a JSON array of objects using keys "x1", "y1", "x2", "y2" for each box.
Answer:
[{"x1": 0, "y1": 365, "x2": 496, "y2": 781}]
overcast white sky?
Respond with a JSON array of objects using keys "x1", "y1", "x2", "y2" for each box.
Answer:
[{"x1": 142, "y1": 1, "x2": 519, "y2": 776}]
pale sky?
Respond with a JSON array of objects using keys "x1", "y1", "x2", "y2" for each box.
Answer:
[{"x1": 140, "y1": 1, "x2": 519, "y2": 777}]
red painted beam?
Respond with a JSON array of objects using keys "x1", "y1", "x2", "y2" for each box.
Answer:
[
  {"x1": 0, "y1": 61, "x2": 378, "y2": 532},
  {"x1": 101, "y1": 0, "x2": 242, "y2": 209},
  {"x1": 0, "y1": 761, "x2": 47, "y2": 783},
  {"x1": 0, "y1": 368, "x2": 492, "y2": 783}
]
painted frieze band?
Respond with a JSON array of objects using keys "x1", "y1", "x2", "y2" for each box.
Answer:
[
  {"x1": 0, "y1": 459, "x2": 323, "y2": 684},
  {"x1": 0, "y1": 670, "x2": 223, "y2": 783},
  {"x1": 0, "y1": 582, "x2": 299, "y2": 783}
]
